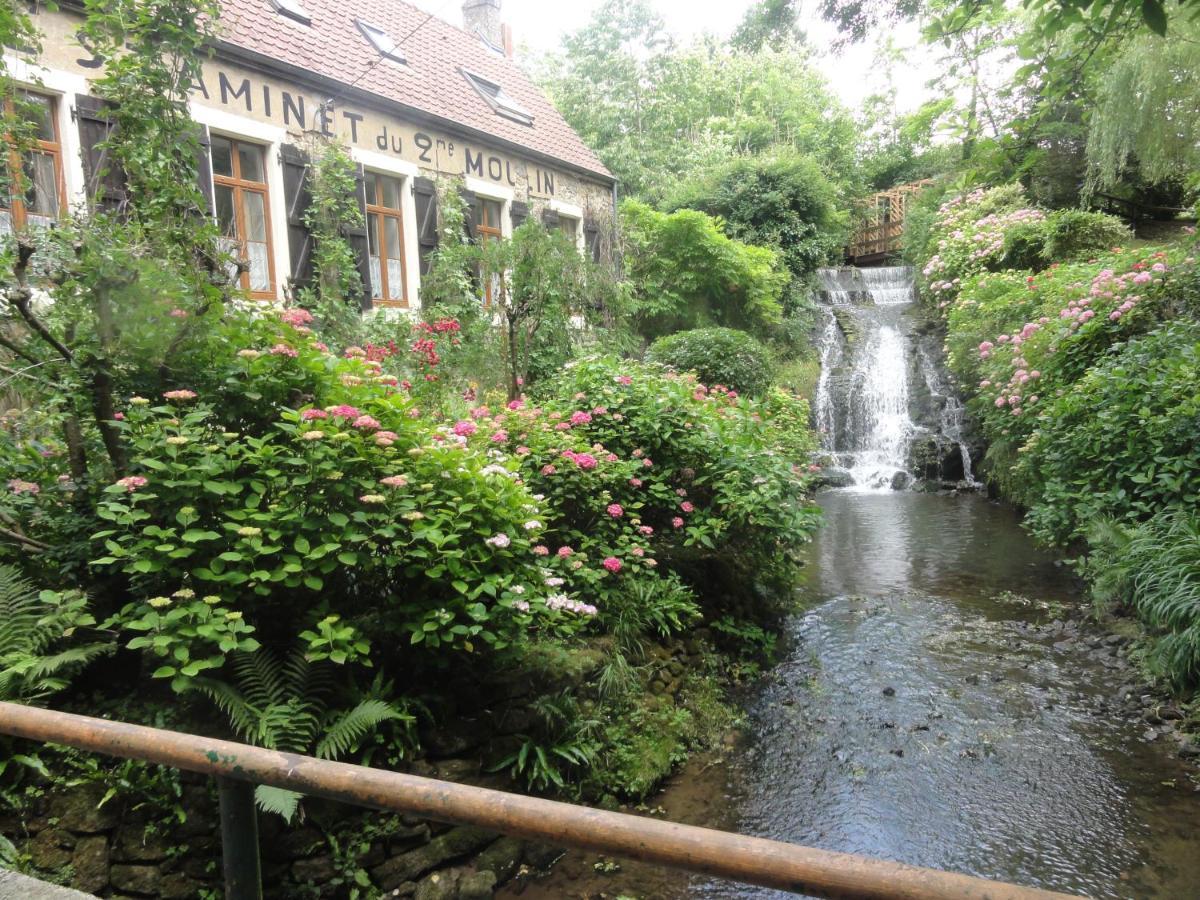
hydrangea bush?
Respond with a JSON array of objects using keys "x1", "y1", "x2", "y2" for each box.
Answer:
[
  {"x1": 915, "y1": 184, "x2": 1129, "y2": 306},
  {"x1": 938, "y1": 233, "x2": 1200, "y2": 544},
  {"x1": 0, "y1": 305, "x2": 822, "y2": 696}
]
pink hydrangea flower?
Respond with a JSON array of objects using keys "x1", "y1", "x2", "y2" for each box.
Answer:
[
  {"x1": 380, "y1": 475, "x2": 408, "y2": 488},
  {"x1": 280, "y1": 308, "x2": 314, "y2": 326},
  {"x1": 680, "y1": 501, "x2": 695, "y2": 513},
  {"x1": 270, "y1": 343, "x2": 299, "y2": 357},
  {"x1": 163, "y1": 389, "x2": 197, "y2": 401},
  {"x1": 607, "y1": 503, "x2": 624, "y2": 518},
  {"x1": 615, "y1": 375, "x2": 632, "y2": 385},
  {"x1": 485, "y1": 533, "x2": 511, "y2": 549},
  {"x1": 557, "y1": 546, "x2": 573, "y2": 558},
  {"x1": 329, "y1": 405, "x2": 361, "y2": 419},
  {"x1": 574, "y1": 453, "x2": 598, "y2": 470},
  {"x1": 115, "y1": 475, "x2": 148, "y2": 492},
  {"x1": 301, "y1": 409, "x2": 328, "y2": 421},
  {"x1": 532, "y1": 545, "x2": 550, "y2": 556},
  {"x1": 169, "y1": 308, "x2": 188, "y2": 319},
  {"x1": 672, "y1": 516, "x2": 684, "y2": 529},
  {"x1": 353, "y1": 415, "x2": 381, "y2": 431},
  {"x1": 602, "y1": 556, "x2": 622, "y2": 573},
  {"x1": 629, "y1": 477, "x2": 643, "y2": 488},
  {"x1": 638, "y1": 525, "x2": 654, "y2": 536},
  {"x1": 8, "y1": 479, "x2": 39, "y2": 495},
  {"x1": 541, "y1": 464, "x2": 557, "y2": 476},
  {"x1": 491, "y1": 430, "x2": 508, "y2": 443},
  {"x1": 569, "y1": 411, "x2": 592, "y2": 426},
  {"x1": 375, "y1": 431, "x2": 399, "y2": 446},
  {"x1": 507, "y1": 399, "x2": 525, "y2": 410},
  {"x1": 452, "y1": 420, "x2": 477, "y2": 437},
  {"x1": 113, "y1": 412, "x2": 125, "y2": 421},
  {"x1": 516, "y1": 446, "x2": 531, "y2": 456}
]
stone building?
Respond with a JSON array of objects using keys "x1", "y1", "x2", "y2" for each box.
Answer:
[{"x1": 11, "y1": 0, "x2": 617, "y2": 308}]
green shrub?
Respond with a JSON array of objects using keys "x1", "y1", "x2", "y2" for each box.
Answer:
[
  {"x1": 620, "y1": 200, "x2": 789, "y2": 341},
  {"x1": 1019, "y1": 321, "x2": 1200, "y2": 545},
  {"x1": 1087, "y1": 511, "x2": 1200, "y2": 692},
  {"x1": 646, "y1": 327, "x2": 774, "y2": 396}
]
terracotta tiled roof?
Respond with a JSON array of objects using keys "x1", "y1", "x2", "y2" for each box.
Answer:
[{"x1": 215, "y1": 0, "x2": 613, "y2": 181}]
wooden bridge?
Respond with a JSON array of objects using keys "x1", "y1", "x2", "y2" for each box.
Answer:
[{"x1": 847, "y1": 180, "x2": 933, "y2": 264}]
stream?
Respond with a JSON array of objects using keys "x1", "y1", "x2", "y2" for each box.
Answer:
[{"x1": 502, "y1": 269, "x2": 1200, "y2": 899}]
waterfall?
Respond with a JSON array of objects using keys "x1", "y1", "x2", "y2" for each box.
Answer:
[{"x1": 814, "y1": 266, "x2": 978, "y2": 491}]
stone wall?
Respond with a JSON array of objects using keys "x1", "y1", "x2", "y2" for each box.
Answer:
[{"x1": 3, "y1": 778, "x2": 559, "y2": 899}]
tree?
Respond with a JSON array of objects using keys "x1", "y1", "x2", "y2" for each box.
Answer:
[
  {"x1": 1085, "y1": 18, "x2": 1200, "y2": 193},
  {"x1": 731, "y1": 0, "x2": 803, "y2": 52},
  {"x1": 668, "y1": 151, "x2": 847, "y2": 280},
  {"x1": 537, "y1": 0, "x2": 858, "y2": 203}
]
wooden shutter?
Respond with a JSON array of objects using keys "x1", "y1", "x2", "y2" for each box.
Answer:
[
  {"x1": 279, "y1": 143, "x2": 314, "y2": 290},
  {"x1": 195, "y1": 124, "x2": 215, "y2": 218},
  {"x1": 511, "y1": 200, "x2": 529, "y2": 230},
  {"x1": 541, "y1": 208, "x2": 560, "y2": 229},
  {"x1": 345, "y1": 163, "x2": 372, "y2": 312},
  {"x1": 413, "y1": 176, "x2": 438, "y2": 277},
  {"x1": 74, "y1": 94, "x2": 126, "y2": 213},
  {"x1": 583, "y1": 218, "x2": 601, "y2": 264}
]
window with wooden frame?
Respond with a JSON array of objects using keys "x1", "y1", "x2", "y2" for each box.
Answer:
[
  {"x1": 473, "y1": 196, "x2": 504, "y2": 306},
  {"x1": 0, "y1": 92, "x2": 66, "y2": 236},
  {"x1": 365, "y1": 172, "x2": 408, "y2": 306},
  {"x1": 558, "y1": 215, "x2": 579, "y2": 245},
  {"x1": 212, "y1": 135, "x2": 276, "y2": 298}
]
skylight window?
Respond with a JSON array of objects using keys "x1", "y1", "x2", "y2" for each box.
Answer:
[
  {"x1": 270, "y1": 0, "x2": 311, "y2": 26},
  {"x1": 462, "y1": 70, "x2": 533, "y2": 127},
  {"x1": 356, "y1": 19, "x2": 407, "y2": 64}
]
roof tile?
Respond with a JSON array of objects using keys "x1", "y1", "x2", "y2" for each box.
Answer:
[{"x1": 215, "y1": 0, "x2": 612, "y2": 180}]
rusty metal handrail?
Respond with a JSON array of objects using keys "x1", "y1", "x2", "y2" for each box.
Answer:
[{"x1": 0, "y1": 701, "x2": 1080, "y2": 900}]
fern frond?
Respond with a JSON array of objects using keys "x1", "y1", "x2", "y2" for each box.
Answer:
[
  {"x1": 254, "y1": 785, "x2": 302, "y2": 822},
  {"x1": 189, "y1": 677, "x2": 259, "y2": 741},
  {"x1": 0, "y1": 566, "x2": 44, "y2": 658},
  {"x1": 234, "y1": 650, "x2": 287, "y2": 708},
  {"x1": 316, "y1": 699, "x2": 408, "y2": 760}
]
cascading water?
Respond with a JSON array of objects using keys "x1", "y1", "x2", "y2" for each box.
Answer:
[{"x1": 814, "y1": 266, "x2": 977, "y2": 491}]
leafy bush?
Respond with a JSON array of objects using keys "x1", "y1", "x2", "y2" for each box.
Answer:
[
  {"x1": 620, "y1": 200, "x2": 789, "y2": 341},
  {"x1": 942, "y1": 245, "x2": 1200, "y2": 525},
  {"x1": 646, "y1": 327, "x2": 774, "y2": 396},
  {"x1": 1087, "y1": 511, "x2": 1200, "y2": 691},
  {"x1": 1018, "y1": 322, "x2": 1200, "y2": 545},
  {"x1": 514, "y1": 357, "x2": 822, "y2": 612},
  {"x1": 668, "y1": 151, "x2": 846, "y2": 280}
]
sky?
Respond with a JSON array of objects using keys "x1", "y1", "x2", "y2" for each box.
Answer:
[{"x1": 410, "y1": 0, "x2": 940, "y2": 114}]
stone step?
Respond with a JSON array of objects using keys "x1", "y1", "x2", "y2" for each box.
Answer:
[{"x1": 0, "y1": 869, "x2": 98, "y2": 899}]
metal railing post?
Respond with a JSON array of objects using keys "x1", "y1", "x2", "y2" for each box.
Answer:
[{"x1": 217, "y1": 777, "x2": 263, "y2": 900}]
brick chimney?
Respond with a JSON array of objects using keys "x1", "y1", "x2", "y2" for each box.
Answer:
[{"x1": 462, "y1": 0, "x2": 505, "y2": 51}]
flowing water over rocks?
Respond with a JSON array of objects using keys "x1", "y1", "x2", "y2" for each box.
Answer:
[
  {"x1": 505, "y1": 493, "x2": 1200, "y2": 900},
  {"x1": 814, "y1": 267, "x2": 978, "y2": 490}
]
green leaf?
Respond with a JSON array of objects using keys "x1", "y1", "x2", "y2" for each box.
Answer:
[{"x1": 1142, "y1": 0, "x2": 1167, "y2": 35}]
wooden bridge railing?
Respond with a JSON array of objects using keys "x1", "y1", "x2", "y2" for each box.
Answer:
[
  {"x1": 848, "y1": 180, "x2": 934, "y2": 263},
  {"x1": 0, "y1": 701, "x2": 1083, "y2": 900}
]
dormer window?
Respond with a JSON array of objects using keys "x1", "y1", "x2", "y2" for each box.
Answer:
[
  {"x1": 270, "y1": 0, "x2": 311, "y2": 26},
  {"x1": 462, "y1": 69, "x2": 533, "y2": 127},
  {"x1": 356, "y1": 19, "x2": 406, "y2": 64}
]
